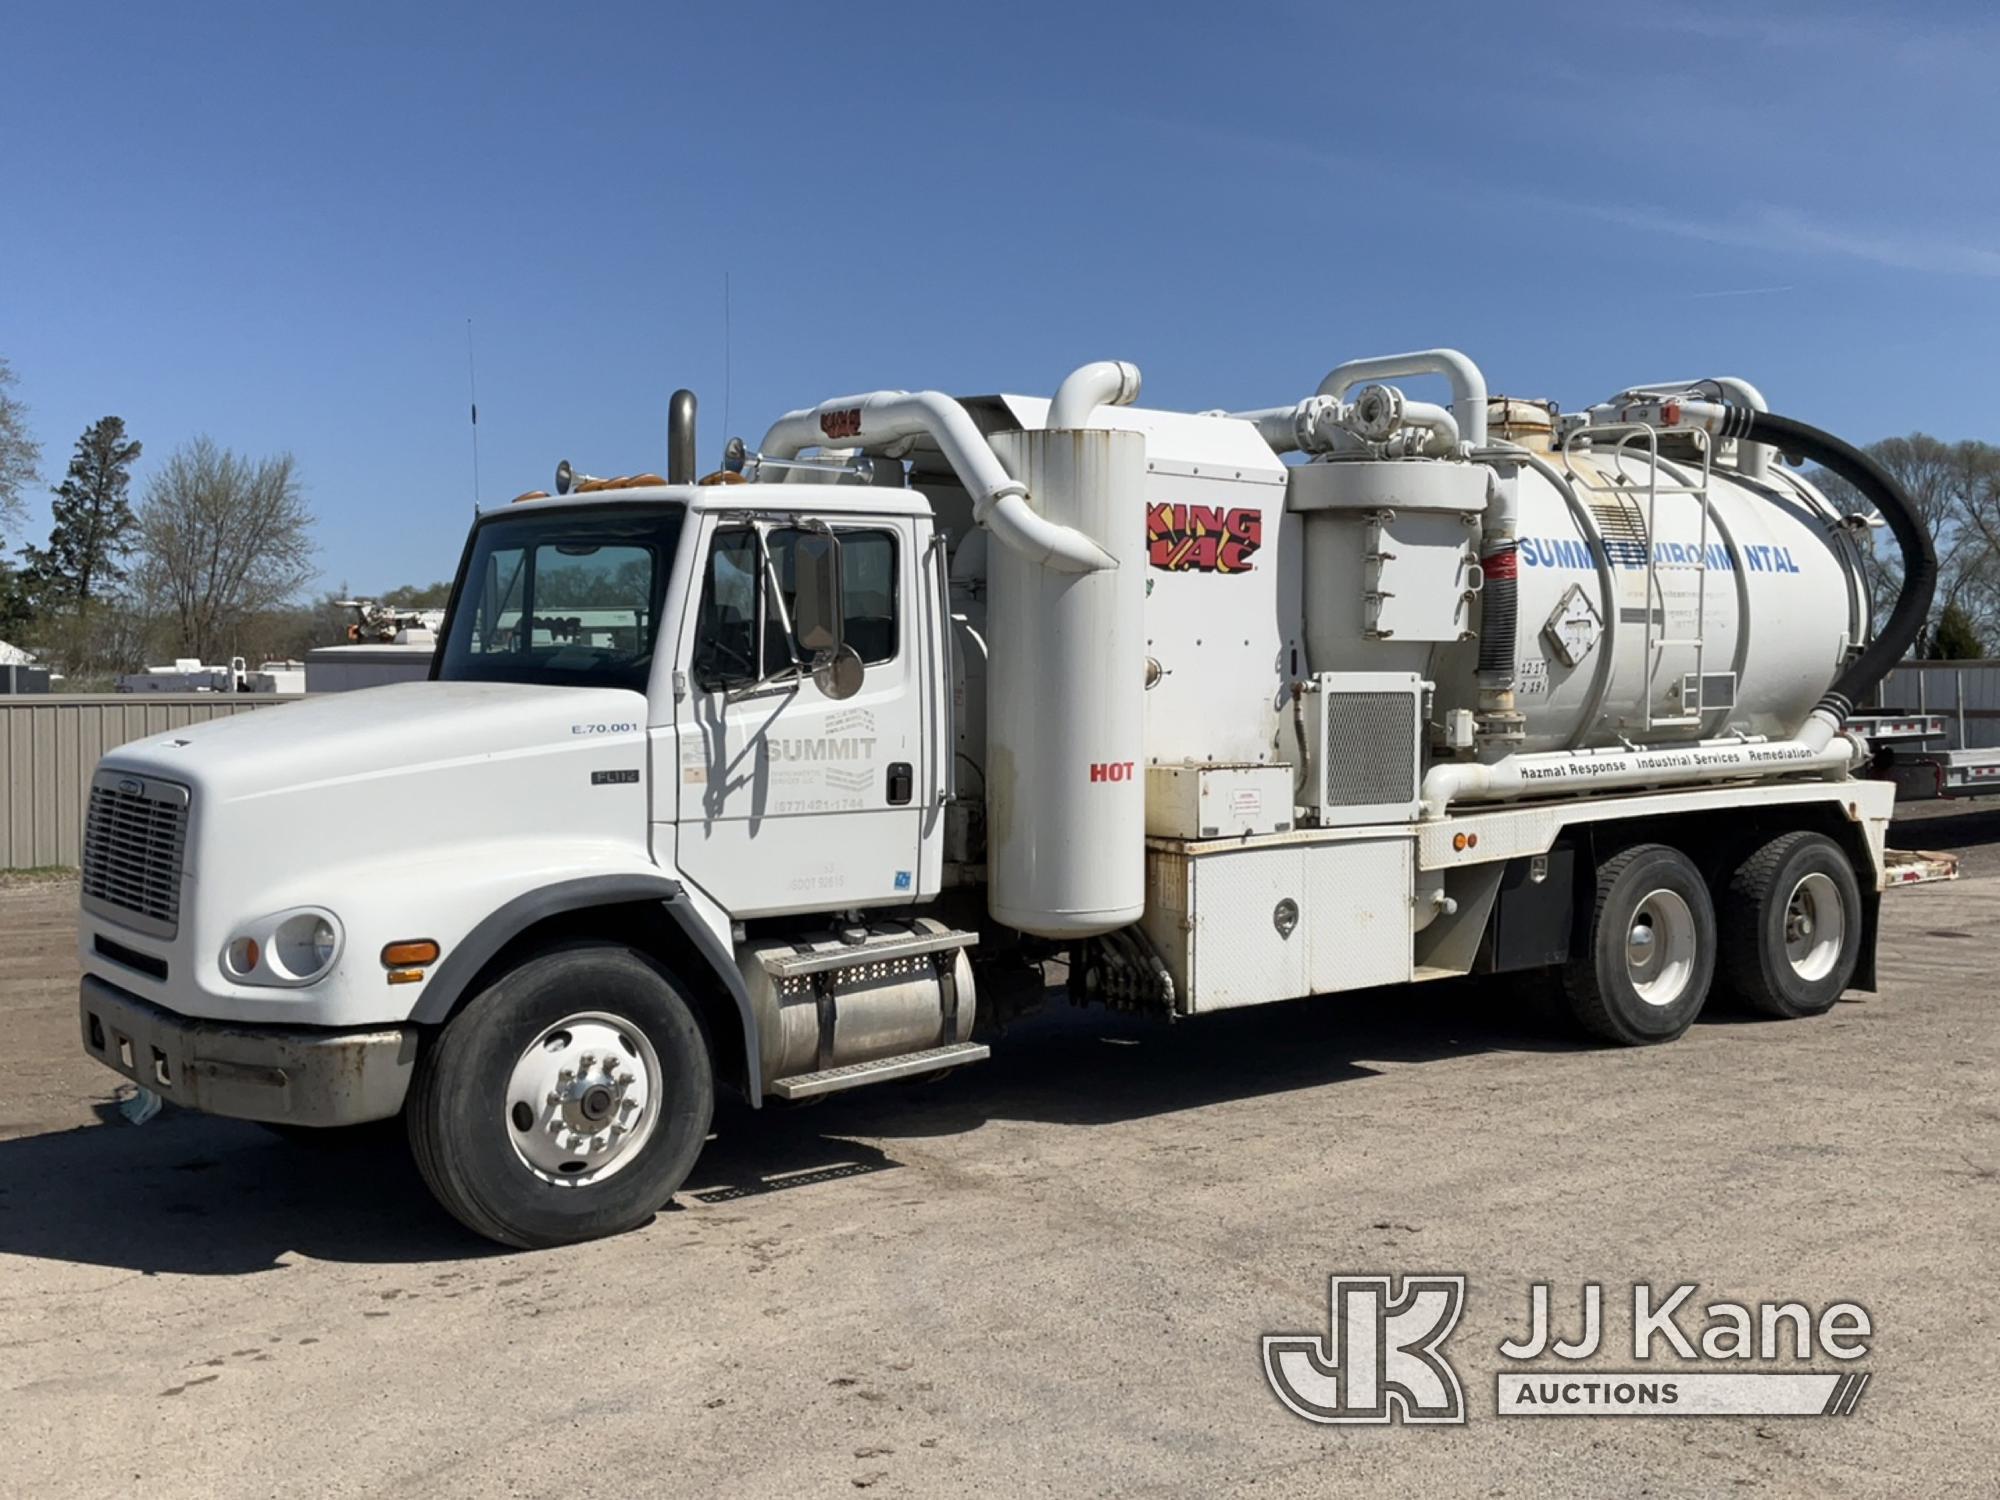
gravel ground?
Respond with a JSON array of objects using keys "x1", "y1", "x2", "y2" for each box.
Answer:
[{"x1": 0, "y1": 807, "x2": 1995, "y2": 1498}]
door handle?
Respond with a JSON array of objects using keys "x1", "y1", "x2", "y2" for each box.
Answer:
[{"x1": 886, "y1": 762, "x2": 913, "y2": 805}]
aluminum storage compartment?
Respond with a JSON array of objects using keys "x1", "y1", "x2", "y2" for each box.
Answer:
[
  {"x1": 1141, "y1": 835, "x2": 1414, "y2": 1011},
  {"x1": 1144, "y1": 763, "x2": 1294, "y2": 840}
]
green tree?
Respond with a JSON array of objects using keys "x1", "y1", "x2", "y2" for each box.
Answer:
[
  {"x1": 1931, "y1": 602, "x2": 1984, "y2": 659},
  {"x1": 19, "y1": 416, "x2": 142, "y2": 609}
]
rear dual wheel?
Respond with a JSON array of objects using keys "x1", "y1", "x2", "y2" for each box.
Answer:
[
  {"x1": 1561, "y1": 832, "x2": 1864, "y2": 1045},
  {"x1": 1718, "y1": 831, "x2": 1863, "y2": 1018},
  {"x1": 1563, "y1": 844, "x2": 1716, "y2": 1045}
]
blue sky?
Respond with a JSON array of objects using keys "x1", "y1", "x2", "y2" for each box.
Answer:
[{"x1": 4, "y1": 0, "x2": 1997, "y2": 594}]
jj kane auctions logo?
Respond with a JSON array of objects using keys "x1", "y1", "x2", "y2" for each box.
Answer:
[{"x1": 1264, "y1": 1277, "x2": 1873, "y2": 1424}]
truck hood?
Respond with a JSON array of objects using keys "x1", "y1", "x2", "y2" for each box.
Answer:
[
  {"x1": 103, "y1": 680, "x2": 650, "y2": 802},
  {"x1": 85, "y1": 680, "x2": 660, "y2": 1028}
]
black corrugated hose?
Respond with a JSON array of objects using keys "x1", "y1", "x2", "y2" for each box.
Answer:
[
  {"x1": 1477, "y1": 542, "x2": 1518, "y2": 678},
  {"x1": 1721, "y1": 406, "x2": 1937, "y2": 718}
]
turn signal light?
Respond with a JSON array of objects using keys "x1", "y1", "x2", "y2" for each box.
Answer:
[{"x1": 382, "y1": 939, "x2": 441, "y2": 968}]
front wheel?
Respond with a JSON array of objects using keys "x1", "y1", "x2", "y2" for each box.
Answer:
[
  {"x1": 1718, "y1": 831, "x2": 1863, "y2": 1018},
  {"x1": 1562, "y1": 843, "x2": 1716, "y2": 1045},
  {"x1": 407, "y1": 943, "x2": 714, "y2": 1248}
]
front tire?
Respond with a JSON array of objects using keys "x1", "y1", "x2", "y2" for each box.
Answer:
[
  {"x1": 407, "y1": 943, "x2": 714, "y2": 1248},
  {"x1": 1562, "y1": 843, "x2": 1716, "y2": 1045},
  {"x1": 1718, "y1": 832, "x2": 1862, "y2": 1018}
]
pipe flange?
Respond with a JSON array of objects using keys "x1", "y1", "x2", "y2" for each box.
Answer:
[{"x1": 1347, "y1": 384, "x2": 1404, "y2": 443}]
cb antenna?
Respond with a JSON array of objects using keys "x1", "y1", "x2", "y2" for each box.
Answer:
[
  {"x1": 723, "y1": 270, "x2": 732, "y2": 443},
  {"x1": 466, "y1": 317, "x2": 482, "y2": 512}
]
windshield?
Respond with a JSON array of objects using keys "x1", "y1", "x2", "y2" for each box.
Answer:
[{"x1": 435, "y1": 504, "x2": 686, "y2": 690}]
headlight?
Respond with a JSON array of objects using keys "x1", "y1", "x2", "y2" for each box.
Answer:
[
  {"x1": 220, "y1": 908, "x2": 342, "y2": 987},
  {"x1": 271, "y1": 913, "x2": 339, "y2": 981}
]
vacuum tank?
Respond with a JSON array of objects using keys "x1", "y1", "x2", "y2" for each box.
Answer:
[{"x1": 1294, "y1": 399, "x2": 1875, "y2": 753}]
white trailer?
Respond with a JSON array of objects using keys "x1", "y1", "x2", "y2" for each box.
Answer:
[
  {"x1": 75, "y1": 355, "x2": 1934, "y2": 1246},
  {"x1": 116, "y1": 656, "x2": 306, "y2": 694}
]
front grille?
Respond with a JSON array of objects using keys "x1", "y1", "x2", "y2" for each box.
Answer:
[{"x1": 81, "y1": 770, "x2": 190, "y2": 939}]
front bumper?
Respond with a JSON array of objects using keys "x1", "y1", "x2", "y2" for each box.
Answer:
[{"x1": 79, "y1": 975, "x2": 417, "y2": 1127}]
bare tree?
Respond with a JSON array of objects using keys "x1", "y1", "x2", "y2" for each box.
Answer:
[
  {"x1": 1806, "y1": 434, "x2": 2000, "y2": 653},
  {"x1": 0, "y1": 357, "x2": 42, "y2": 545},
  {"x1": 136, "y1": 437, "x2": 316, "y2": 662}
]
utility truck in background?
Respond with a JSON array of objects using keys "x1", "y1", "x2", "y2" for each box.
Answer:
[{"x1": 75, "y1": 351, "x2": 1935, "y2": 1247}]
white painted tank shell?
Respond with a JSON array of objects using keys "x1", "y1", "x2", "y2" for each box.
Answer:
[
  {"x1": 1297, "y1": 447, "x2": 1872, "y2": 752},
  {"x1": 983, "y1": 427, "x2": 1147, "y2": 937}
]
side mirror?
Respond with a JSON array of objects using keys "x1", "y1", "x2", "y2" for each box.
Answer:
[
  {"x1": 792, "y1": 530, "x2": 845, "y2": 655},
  {"x1": 813, "y1": 644, "x2": 865, "y2": 701}
]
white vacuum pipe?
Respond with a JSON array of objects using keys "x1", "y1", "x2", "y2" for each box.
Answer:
[
  {"x1": 1048, "y1": 360, "x2": 1141, "y2": 430},
  {"x1": 1419, "y1": 710, "x2": 1856, "y2": 819},
  {"x1": 1318, "y1": 348, "x2": 1489, "y2": 448},
  {"x1": 760, "y1": 388, "x2": 1114, "y2": 573},
  {"x1": 1618, "y1": 376, "x2": 1771, "y2": 478},
  {"x1": 1226, "y1": 392, "x2": 1457, "y2": 457},
  {"x1": 1383, "y1": 399, "x2": 1460, "y2": 454}
]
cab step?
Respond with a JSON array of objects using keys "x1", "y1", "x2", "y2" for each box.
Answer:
[{"x1": 769, "y1": 1041, "x2": 991, "y2": 1101}]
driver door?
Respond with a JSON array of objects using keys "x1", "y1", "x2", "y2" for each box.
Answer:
[{"x1": 670, "y1": 513, "x2": 927, "y2": 917}]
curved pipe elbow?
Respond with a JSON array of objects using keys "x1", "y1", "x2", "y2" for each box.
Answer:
[
  {"x1": 1394, "y1": 399, "x2": 1460, "y2": 454},
  {"x1": 1049, "y1": 360, "x2": 1142, "y2": 430},
  {"x1": 1710, "y1": 377, "x2": 1770, "y2": 479},
  {"x1": 1318, "y1": 348, "x2": 1489, "y2": 448},
  {"x1": 978, "y1": 491, "x2": 1116, "y2": 573},
  {"x1": 757, "y1": 407, "x2": 826, "y2": 461},
  {"x1": 755, "y1": 385, "x2": 1117, "y2": 573}
]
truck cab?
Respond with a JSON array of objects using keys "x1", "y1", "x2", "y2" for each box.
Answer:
[{"x1": 76, "y1": 468, "x2": 981, "y2": 1242}]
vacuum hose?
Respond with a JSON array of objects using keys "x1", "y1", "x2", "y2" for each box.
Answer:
[
  {"x1": 1722, "y1": 406, "x2": 1937, "y2": 716},
  {"x1": 1476, "y1": 542, "x2": 1518, "y2": 679}
]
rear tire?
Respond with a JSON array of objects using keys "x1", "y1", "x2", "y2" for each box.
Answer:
[
  {"x1": 407, "y1": 943, "x2": 714, "y2": 1249},
  {"x1": 1718, "y1": 831, "x2": 1862, "y2": 1018},
  {"x1": 1562, "y1": 843, "x2": 1716, "y2": 1045}
]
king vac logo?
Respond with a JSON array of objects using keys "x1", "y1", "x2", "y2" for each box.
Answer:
[{"x1": 1262, "y1": 1274, "x2": 1467, "y2": 1425}]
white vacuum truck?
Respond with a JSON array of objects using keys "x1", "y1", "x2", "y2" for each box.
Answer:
[{"x1": 76, "y1": 353, "x2": 1934, "y2": 1247}]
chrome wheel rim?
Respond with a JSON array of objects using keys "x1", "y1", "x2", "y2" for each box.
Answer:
[
  {"x1": 1625, "y1": 889, "x2": 1696, "y2": 1007},
  {"x1": 505, "y1": 1012, "x2": 662, "y2": 1186},
  {"x1": 1783, "y1": 872, "x2": 1844, "y2": 983}
]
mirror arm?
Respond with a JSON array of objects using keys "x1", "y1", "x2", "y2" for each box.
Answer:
[{"x1": 753, "y1": 522, "x2": 804, "y2": 674}]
